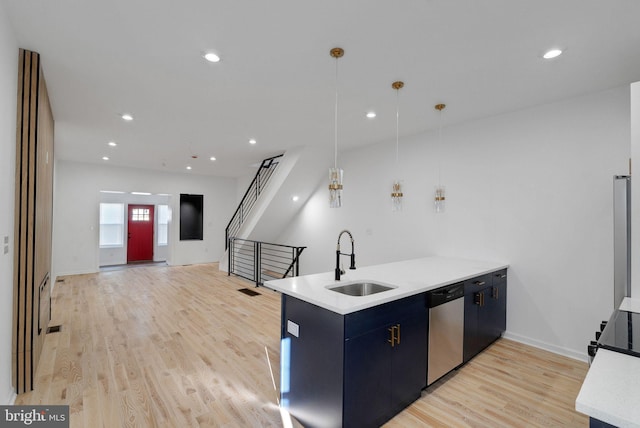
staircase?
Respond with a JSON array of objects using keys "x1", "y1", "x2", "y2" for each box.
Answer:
[
  {"x1": 219, "y1": 146, "x2": 329, "y2": 276},
  {"x1": 225, "y1": 154, "x2": 282, "y2": 249},
  {"x1": 222, "y1": 154, "x2": 306, "y2": 284},
  {"x1": 220, "y1": 151, "x2": 306, "y2": 278}
]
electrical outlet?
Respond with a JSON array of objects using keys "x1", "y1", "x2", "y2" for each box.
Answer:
[
  {"x1": 3, "y1": 236, "x2": 8, "y2": 244},
  {"x1": 287, "y1": 320, "x2": 299, "y2": 337},
  {"x1": 3, "y1": 245, "x2": 8, "y2": 255}
]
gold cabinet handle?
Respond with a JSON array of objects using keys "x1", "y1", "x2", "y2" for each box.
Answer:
[
  {"x1": 480, "y1": 291, "x2": 485, "y2": 307},
  {"x1": 474, "y1": 281, "x2": 486, "y2": 286},
  {"x1": 493, "y1": 286, "x2": 499, "y2": 299},
  {"x1": 388, "y1": 325, "x2": 402, "y2": 347}
]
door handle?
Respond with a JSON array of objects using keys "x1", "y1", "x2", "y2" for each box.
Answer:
[{"x1": 396, "y1": 324, "x2": 401, "y2": 345}]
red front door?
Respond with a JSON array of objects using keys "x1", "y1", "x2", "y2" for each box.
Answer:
[{"x1": 127, "y1": 204, "x2": 154, "y2": 263}]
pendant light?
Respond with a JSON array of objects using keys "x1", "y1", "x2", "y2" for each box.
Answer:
[
  {"x1": 391, "y1": 81, "x2": 404, "y2": 211},
  {"x1": 434, "y1": 103, "x2": 446, "y2": 213},
  {"x1": 329, "y1": 47, "x2": 344, "y2": 208}
]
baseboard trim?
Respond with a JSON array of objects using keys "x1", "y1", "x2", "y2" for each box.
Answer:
[
  {"x1": 503, "y1": 331, "x2": 588, "y2": 363},
  {"x1": 54, "y1": 268, "x2": 99, "y2": 277}
]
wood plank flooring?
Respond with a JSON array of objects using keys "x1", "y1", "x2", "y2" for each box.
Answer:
[{"x1": 16, "y1": 263, "x2": 589, "y2": 427}]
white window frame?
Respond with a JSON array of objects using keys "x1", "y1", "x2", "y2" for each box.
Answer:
[
  {"x1": 99, "y1": 203, "x2": 125, "y2": 248},
  {"x1": 157, "y1": 204, "x2": 169, "y2": 246}
]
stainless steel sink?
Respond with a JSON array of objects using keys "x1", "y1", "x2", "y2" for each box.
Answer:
[{"x1": 327, "y1": 282, "x2": 395, "y2": 296}]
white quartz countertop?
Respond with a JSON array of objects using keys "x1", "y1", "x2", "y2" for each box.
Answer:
[
  {"x1": 575, "y1": 297, "x2": 640, "y2": 427},
  {"x1": 263, "y1": 256, "x2": 508, "y2": 315}
]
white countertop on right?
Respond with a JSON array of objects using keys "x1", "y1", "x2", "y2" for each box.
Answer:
[
  {"x1": 576, "y1": 348, "x2": 640, "y2": 427},
  {"x1": 575, "y1": 297, "x2": 640, "y2": 427}
]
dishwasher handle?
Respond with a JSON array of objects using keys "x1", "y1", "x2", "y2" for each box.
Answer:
[{"x1": 428, "y1": 283, "x2": 464, "y2": 307}]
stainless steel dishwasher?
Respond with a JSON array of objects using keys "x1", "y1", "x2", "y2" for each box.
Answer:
[{"x1": 427, "y1": 282, "x2": 465, "y2": 385}]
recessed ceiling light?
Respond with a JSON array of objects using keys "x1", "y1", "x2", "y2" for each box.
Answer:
[
  {"x1": 121, "y1": 113, "x2": 133, "y2": 121},
  {"x1": 186, "y1": 166, "x2": 192, "y2": 170},
  {"x1": 203, "y1": 52, "x2": 221, "y2": 63},
  {"x1": 131, "y1": 192, "x2": 151, "y2": 196},
  {"x1": 366, "y1": 112, "x2": 376, "y2": 119},
  {"x1": 102, "y1": 156, "x2": 109, "y2": 161},
  {"x1": 543, "y1": 49, "x2": 563, "y2": 59},
  {"x1": 210, "y1": 156, "x2": 216, "y2": 161},
  {"x1": 292, "y1": 195, "x2": 299, "y2": 202},
  {"x1": 108, "y1": 141, "x2": 117, "y2": 147},
  {"x1": 100, "y1": 190, "x2": 126, "y2": 194},
  {"x1": 249, "y1": 138, "x2": 257, "y2": 145}
]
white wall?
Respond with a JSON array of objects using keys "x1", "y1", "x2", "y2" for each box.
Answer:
[
  {"x1": 52, "y1": 160, "x2": 237, "y2": 277},
  {"x1": 278, "y1": 86, "x2": 630, "y2": 360},
  {"x1": 0, "y1": 3, "x2": 17, "y2": 404}
]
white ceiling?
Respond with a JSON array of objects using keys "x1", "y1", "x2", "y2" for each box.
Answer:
[{"x1": 4, "y1": 0, "x2": 640, "y2": 177}]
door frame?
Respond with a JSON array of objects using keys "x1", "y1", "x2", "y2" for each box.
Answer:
[
  {"x1": 127, "y1": 204, "x2": 155, "y2": 263},
  {"x1": 97, "y1": 193, "x2": 172, "y2": 268}
]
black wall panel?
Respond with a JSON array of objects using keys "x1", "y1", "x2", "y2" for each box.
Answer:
[{"x1": 180, "y1": 194, "x2": 203, "y2": 240}]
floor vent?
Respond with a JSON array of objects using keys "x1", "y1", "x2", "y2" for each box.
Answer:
[
  {"x1": 238, "y1": 288, "x2": 261, "y2": 297},
  {"x1": 47, "y1": 325, "x2": 61, "y2": 334},
  {"x1": 56, "y1": 279, "x2": 65, "y2": 283}
]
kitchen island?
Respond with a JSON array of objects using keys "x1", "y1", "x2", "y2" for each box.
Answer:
[{"x1": 264, "y1": 256, "x2": 508, "y2": 428}]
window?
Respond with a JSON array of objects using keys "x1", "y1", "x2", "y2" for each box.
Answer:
[
  {"x1": 157, "y1": 205, "x2": 169, "y2": 246},
  {"x1": 99, "y1": 203, "x2": 124, "y2": 247},
  {"x1": 131, "y1": 208, "x2": 150, "y2": 221}
]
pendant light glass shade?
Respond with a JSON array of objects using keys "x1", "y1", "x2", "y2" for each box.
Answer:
[
  {"x1": 329, "y1": 48, "x2": 344, "y2": 208},
  {"x1": 329, "y1": 167, "x2": 343, "y2": 208},
  {"x1": 391, "y1": 81, "x2": 404, "y2": 211},
  {"x1": 434, "y1": 185, "x2": 446, "y2": 213},
  {"x1": 391, "y1": 180, "x2": 403, "y2": 211}
]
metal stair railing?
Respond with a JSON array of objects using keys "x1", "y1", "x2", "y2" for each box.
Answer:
[
  {"x1": 225, "y1": 154, "x2": 283, "y2": 250},
  {"x1": 228, "y1": 238, "x2": 306, "y2": 287}
]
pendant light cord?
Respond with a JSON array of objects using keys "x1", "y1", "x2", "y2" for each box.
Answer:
[
  {"x1": 438, "y1": 108, "x2": 442, "y2": 187},
  {"x1": 395, "y1": 89, "x2": 399, "y2": 165},
  {"x1": 334, "y1": 56, "x2": 339, "y2": 170}
]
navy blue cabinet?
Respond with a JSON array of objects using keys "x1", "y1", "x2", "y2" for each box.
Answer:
[
  {"x1": 463, "y1": 270, "x2": 507, "y2": 363},
  {"x1": 344, "y1": 297, "x2": 426, "y2": 427},
  {"x1": 489, "y1": 270, "x2": 507, "y2": 339},
  {"x1": 389, "y1": 309, "x2": 427, "y2": 415},
  {"x1": 281, "y1": 293, "x2": 427, "y2": 428}
]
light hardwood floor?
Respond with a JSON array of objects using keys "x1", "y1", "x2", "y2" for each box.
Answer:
[{"x1": 16, "y1": 263, "x2": 589, "y2": 427}]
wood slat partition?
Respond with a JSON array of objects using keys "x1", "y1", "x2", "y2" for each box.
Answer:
[{"x1": 12, "y1": 48, "x2": 54, "y2": 394}]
